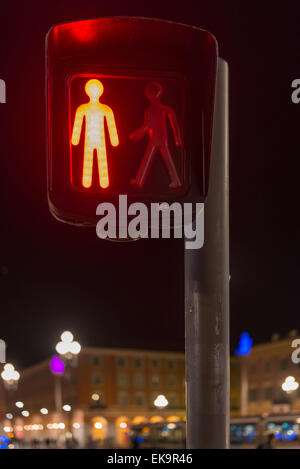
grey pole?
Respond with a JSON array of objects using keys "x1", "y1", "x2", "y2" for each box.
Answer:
[
  {"x1": 185, "y1": 58, "x2": 230, "y2": 449},
  {"x1": 54, "y1": 375, "x2": 62, "y2": 414}
]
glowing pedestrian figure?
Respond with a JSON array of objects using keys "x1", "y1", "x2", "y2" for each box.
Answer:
[
  {"x1": 130, "y1": 81, "x2": 182, "y2": 189},
  {"x1": 71, "y1": 79, "x2": 119, "y2": 188}
]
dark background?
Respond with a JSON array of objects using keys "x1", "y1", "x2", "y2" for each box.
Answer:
[{"x1": 1, "y1": 0, "x2": 300, "y2": 368}]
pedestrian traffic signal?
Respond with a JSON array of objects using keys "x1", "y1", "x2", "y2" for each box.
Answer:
[
  {"x1": 71, "y1": 78, "x2": 119, "y2": 190},
  {"x1": 46, "y1": 17, "x2": 217, "y2": 225}
]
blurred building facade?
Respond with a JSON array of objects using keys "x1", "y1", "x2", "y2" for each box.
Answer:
[
  {"x1": 240, "y1": 332, "x2": 300, "y2": 416},
  {"x1": 0, "y1": 347, "x2": 246, "y2": 446},
  {"x1": 2, "y1": 347, "x2": 186, "y2": 446},
  {"x1": 230, "y1": 356, "x2": 241, "y2": 416}
]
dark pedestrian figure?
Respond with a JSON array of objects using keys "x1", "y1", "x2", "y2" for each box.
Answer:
[
  {"x1": 257, "y1": 433, "x2": 275, "y2": 449},
  {"x1": 130, "y1": 81, "x2": 182, "y2": 189}
]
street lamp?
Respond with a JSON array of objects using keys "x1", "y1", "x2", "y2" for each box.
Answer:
[
  {"x1": 1, "y1": 363, "x2": 20, "y2": 390},
  {"x1": 56, "y1": 331, "x2": 81, "y2": 361},
  {"x1": 53, "y1": 331, "x2": 81, "y2": 435},
  {"x1": 154, "y1": 394, "x2": 168, "y2": 409},
  {"x1": 282, "y1": 376, "x2": 299, "y2": 393}
]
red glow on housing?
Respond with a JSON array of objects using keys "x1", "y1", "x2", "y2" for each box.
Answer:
[{"x1": 52, "y1": 19, "x2": 98, "y2": 43}]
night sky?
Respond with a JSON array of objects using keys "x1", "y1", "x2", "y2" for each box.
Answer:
[{"x1": 1, "y1": 1, "x2": 300, "y2": 369}]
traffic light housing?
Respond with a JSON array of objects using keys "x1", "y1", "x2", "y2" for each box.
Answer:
[{"x1": 46, "y1": 17, "x2": 217, "y2": 225}]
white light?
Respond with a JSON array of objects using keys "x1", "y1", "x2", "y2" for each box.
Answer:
[
  {"x1": 4, "y1": 364, "x2": 14, "y2": 372},
  {"x1": 1, "y1": 363, "x2": 20, "y2": 382},
  {"x1": 6, "y1": 413, "x2": 13, "y2": 420},
  {"x1": 154, "y1": 394, "x2": 168, "y2": 408},
  {"x1": 167, "y1": 423, "x2": 176, "y2": 429},
  {"x1": 91, "y1": 393, "x2": 100, "y2": 401},
  {"x1": 62, "y1": 404, "x2": 71, "y2": 412},
  {"x1": 282, "y1": 376, "x2": 299, "y2": 393},
  {"x1": 119, "y1": 422, "x2": 127, "y2": 429},
  {"x1": 61, "y1": 331, "x2": 73, "y2": 343},
  {"x1": 94, "y1": 422, "x2": 103, "y2": 429},
  {"x1": 4, "y1": 426, "x2": 12, "y2": 432},
  {"x1": 58, "y1": 422, "x2": 65, "y2": 429},
  {"x1": 56, "y1": 341, "x2": 69, "y2": 355},
  {"x1": 70, "y1": 341, "x2": 81, "y2": 355},
  {"x1": 15, "y1": 401, "x2": 24, "y2": 408},
  {"x1": 73, "y1": 422, "x2": 80, "y2": 429},
  {"x1": 8, "y1": 444, "x2": 15, "y2": 449},
  {"x1": 22, "y1": 410, "x2": 29, "y2": 417},
  {"x1": 56, "y1": 331, "x2": 80, "y2": 357},
  {"x1": 40, "y1": 408, "x2": 48, "y2": 415}
]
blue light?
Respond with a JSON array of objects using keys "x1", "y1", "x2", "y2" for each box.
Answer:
[{"x1": 235, "y1": 332, "x2": 253, "y2": 356}]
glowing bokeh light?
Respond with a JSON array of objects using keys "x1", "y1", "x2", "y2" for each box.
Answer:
[
  {"x1": 235, "y1": 332, "x2": 253, "y2": 356},
  {"x1": 49, "y1": 355, "x2": 65, "y2": 375},
  {"x1": 154, "y1": 394, "x2": 168, "y2": 409},
  {"x1": 71, "y1": 79, "x2": 119, "y2": 189},
  {"x1": 282, "y1": 376, "x2": 299, "y2": 393}
]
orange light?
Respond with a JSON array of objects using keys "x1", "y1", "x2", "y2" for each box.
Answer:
[
  {"x1": 71, "y1": 79, "x2": 119, "y2": 189},
  {"x1": 166, "y1": 415, "x2": 180, "y2": 422},
  {"x1": 149, "y1": 416, "x2": 163, "y2": 424}
]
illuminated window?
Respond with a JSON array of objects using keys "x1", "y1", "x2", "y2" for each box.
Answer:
[
  {"x1": 117, "y1": 392, "x2": 129, "y2": 407},
  {"x1": 116, "y1": 357, "x2": 127, "y2": 368},
  {"x1": 133, "y1": 374, "x2": 145, "y2": 389},
  {"x1": 135, "y1": 393, "x2": 146, "y2": 407},
  {"x1": 91, "y1": 372, "x2": 104, "y2": 386},
  {"x1": 117, "y1": 373, "x2": 129, "y2": 388},
  {"x1": 167, "y1": 375, "x2": 178, "y2": 387},
  {"x1": 151, "y1": 375, "x2": 161, "y2": 386}
]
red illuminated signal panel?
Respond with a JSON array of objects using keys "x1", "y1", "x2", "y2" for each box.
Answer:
[
  {"x1": 46, "y1": 17, "x2": 217, "y2": 225},
  {"x1": 68, "y1": 74, "x2": 186, "y2": 197}
]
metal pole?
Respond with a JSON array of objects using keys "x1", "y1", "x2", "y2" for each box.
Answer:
[
  {"x1": 185, "y1": 58, "x2": 229, "y2": 448},
  {"x1": 54, "y1": 375, "x2": 62, "y2": 414}
]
